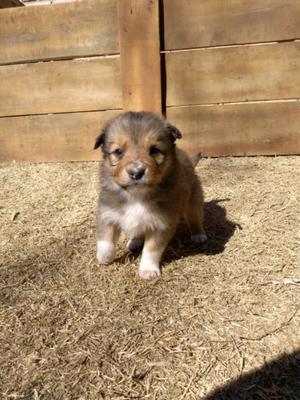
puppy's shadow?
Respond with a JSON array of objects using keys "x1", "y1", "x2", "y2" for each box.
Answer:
[
  {"x1": 116, "y1": 199, "x2": 240, "y2": 264},
  {"x1": 164, "y1": 198, "x2": 240, "y2": 263}
]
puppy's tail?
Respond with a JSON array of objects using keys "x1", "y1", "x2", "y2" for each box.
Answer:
[{"x1": 190, "y1": 152, "x2": 202, "y2": 167}]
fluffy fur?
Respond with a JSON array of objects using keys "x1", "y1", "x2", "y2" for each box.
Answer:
[{"x1": 95, "y1": 112, "x2": 206, "y2": 279}]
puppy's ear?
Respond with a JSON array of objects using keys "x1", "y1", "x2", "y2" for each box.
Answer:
[
  {"x1": 166, "y1": 124, "x2": 182, "y2": 142},
  {"x1": 94, "y1": 130, "x2": 106, "y2": 150}
]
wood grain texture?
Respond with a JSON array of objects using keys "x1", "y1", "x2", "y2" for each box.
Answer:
[
  {"x1": 166, "y1": 42, "x2": 300, "y2": 107},
  {"x1": 0, "y1": 110, "x2": 120, "y2": 162},
  {"x1": 166, "y1": 102, "x2": 300, "y2": 156},
  {"x1": 2, "y1": 102, "x2": 298, "y2": 163},
  {"x1": 0, "y1": 57, "x2": 122, "y2": 117},
  {"x1": 117, "y1": 0, "x2": 161, "y2": 113},
  {"x1": 163, "y1": 0, "x2": 300, "y2": 50},
  {"x1": 0, "y1": 0, "x2": 118, "y2": 65},
  {"x1": 1, "y1": 102, "x2": 299, "y2": 162}
]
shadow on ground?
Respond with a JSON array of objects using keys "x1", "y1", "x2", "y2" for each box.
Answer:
[
  {"x1": 163, "y1": 198, "x2": 239, "y2": 263},
  {"x1": 204, "y1": 350, "x2": 300, "y2": 400},
  {"x1": 200, "y1": 198, "x2": 239, "y2": 255}
]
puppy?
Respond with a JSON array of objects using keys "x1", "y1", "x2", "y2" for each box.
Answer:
[{"x1": 94, "y1": 112, "x2": 206, "y2": 279}]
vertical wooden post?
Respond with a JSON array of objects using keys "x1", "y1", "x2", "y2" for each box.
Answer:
[{"x1": 117, "y1": 0, "x2": 162, "y2": 114}]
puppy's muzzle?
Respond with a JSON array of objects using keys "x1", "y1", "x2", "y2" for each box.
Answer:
[{"x1": 127, "y1": 164, "x2": 145, "y2": 181}]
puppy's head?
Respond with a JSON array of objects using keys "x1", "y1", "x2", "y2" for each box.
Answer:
[{"x1": 94, "y1": 112, "x2": 182, "y2": 191}]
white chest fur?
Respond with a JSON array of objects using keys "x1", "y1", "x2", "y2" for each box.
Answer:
[{"x1": 101, "y1": 200, "x2": 167, "y2": 237}]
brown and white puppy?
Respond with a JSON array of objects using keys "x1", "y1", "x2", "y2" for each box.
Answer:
[{"x1": 94, "y1": 112, "x2": 206, "y2": 279}]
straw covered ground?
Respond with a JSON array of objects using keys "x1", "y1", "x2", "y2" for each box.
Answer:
[{"x1": 0, "y1": 156, "x2": 299, "y2": 400}]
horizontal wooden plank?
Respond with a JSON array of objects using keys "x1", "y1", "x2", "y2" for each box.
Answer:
[
  {"x1": 22, "y1": 1, "x2": 79, "y2": 5},
  {"x1": 0, "y1": 0, "x2": 118, "y2": 65},
  {"x1": 166, "y1": 42, "x2": 300, "y2": 106},
  {"x1": 0, "y1": 110, "x2": 120, "y2": 162},
  {"x1": 0, "y1": 57, "x2": 122, "y2": 117},
  {"x1": 166, "y1": 102, "x2": 300, "y2": 156},
  {"x1": 163, "y1": 0, "x2": 300, "y2": 50},
  {"x1": 1, "y1": 102, "x2": 299, "y2": 163}
]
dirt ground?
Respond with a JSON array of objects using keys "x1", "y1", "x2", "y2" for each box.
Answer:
[{"x1": 0, "y1": 156, "x2": 299, "y2": 400}]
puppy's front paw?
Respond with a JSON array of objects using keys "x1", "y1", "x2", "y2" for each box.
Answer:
[
  {"x1": 96, "y1": 240, "x2": 115, "y2": 264},
  {"x1": 191, "y1": 233, "x2": 207, "y2": 244},
  {"x1": 127, "y1": 238, "x2": 144, "y2": 252},
  {"x1": 139, "y1": 248, "x2": 162, "y2": 280},
  {"x1": 139, "y1": 266, "x2": 160, "y2": 280}
]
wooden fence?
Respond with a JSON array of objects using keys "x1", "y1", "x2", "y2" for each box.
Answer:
[{"x1": 0, "y1": 0, "x2": 299, "y2": 162}]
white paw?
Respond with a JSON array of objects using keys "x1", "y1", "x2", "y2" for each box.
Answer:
[
  {"x1": 139, "y1": 266, "x2": 161, "y2": 280},
  {"x1": 127, "y1": 238, "x2": 144, "y2": 252},
  {"x1": 191, "y1": 233, "x2": 207, "y2": 244},
  {"x1": 139, "y1": 249, "x2": 162, "y2": 279},
  {"x1": 96, "y1": 240, "x2": 115, "y2": 264}
]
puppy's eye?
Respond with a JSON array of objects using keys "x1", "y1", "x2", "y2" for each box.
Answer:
[
  {"x1": 113, "y1": 148, "x2": 124, "y2": 157},
  {"x1": 149, "y1": 146, "x2": 161, "y2": 156}
]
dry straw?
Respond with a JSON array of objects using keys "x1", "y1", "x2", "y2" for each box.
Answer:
[{"x1": 0, "y1": 157, "x2": 299, "y2": 399}]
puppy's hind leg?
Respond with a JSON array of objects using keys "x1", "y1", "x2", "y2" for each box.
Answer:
[
  {"x1": 96, "y1": 223, "x2": 120, "y2": 264},
  {"x1": 139, "y1": 229, "x2": 174, "y2": 280},
  {"x1": 186, "y1": 183, "x2": 207, "y2": 244}
]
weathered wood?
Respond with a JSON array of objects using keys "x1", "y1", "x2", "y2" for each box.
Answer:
[
  {"x1": 166, "y1": 102, "x2": 300, "y2": 157},
  {"x1": 23, "y1": 0, "x2": 79, "y2": 5},
  {"x1": 117, "y1": 0, "x2": 161, "y2": 113},
  {"x1": 0, "y1": 57, "x2": 122, "y2": 117},
  {"x1": 1, "y1": 102, "x2": 299, "y2": 163},
  {"x1": 166, "y1": 42, "x2": 300, "y2": 107},
  {"x1": 0, "y1": 0, "x2": 118, "y2": 65},
  {"x1": 0, "y1": 110, "x2": 120, "y2": 162},
  {"x1": 163, "y1": 0, "x2": 300, "y2": 50}
]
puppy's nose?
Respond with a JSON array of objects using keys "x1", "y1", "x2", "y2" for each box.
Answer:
[{"x1": 127, "y1": 165, "x2": 145, "y2": 181}]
